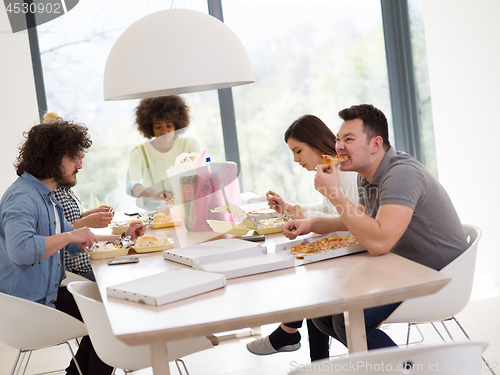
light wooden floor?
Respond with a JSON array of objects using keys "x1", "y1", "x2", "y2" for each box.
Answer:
[{"x1": 2, "y1": 278, "x2": 500, "y2": 375}]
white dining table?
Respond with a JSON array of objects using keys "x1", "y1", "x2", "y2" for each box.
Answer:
[{"x1": 90, "y1": 223, "x2": 450, "y2": 375}]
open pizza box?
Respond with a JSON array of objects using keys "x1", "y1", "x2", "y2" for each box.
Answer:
[
  {"x1": 274, "y1": 232, "x2": 366, "y2": 266},
  {"x1": 162, "y1": 235, "x2": 365, "y2": 280}
]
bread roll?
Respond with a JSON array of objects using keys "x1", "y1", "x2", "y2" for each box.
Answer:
[
  {"x1": 135, "y1": 235, "x2": 159, "y2": 247},
  {"x1": 153, "y1": 213, "x2": 172, "y2": 224}
]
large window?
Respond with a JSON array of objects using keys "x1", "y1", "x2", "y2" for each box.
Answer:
[
  {"x1": 408, "y1": 0, "x2": 437, "y2": 176},
  {"x1": 37, "y1": 0, "x2": 222, "y2": 212},
  {"x1": 222, "y1": 0, "x2": 392, "y2": 204},
  {"x1": 36, "y1": 0, "x2": 432, "y2": 212}
]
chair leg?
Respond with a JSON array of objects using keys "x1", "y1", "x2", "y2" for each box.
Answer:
[
  {"x1": 405, "y1": 323, "x2": 411, "y2": 345},
  {"x1": 175, "y1": 359, "x2": 189, "y2": 375},
  {"x1": 402, "y1": 323, "x2": 424, "y2": 346},
  {"x1": 19, "y1": 350, "x2": 31, "y2": 375},
  {"x1": 404, "y1": 319, "x2": 496, "y2": 375},
  {"x1": 64, "y1": 341, "x2": 84, "y2": 375},
  {"x1": 9, "y1": 350, "x2": 23, "y2": 375},
  {"x1": 430, "y1": 322, "x2": 447, "y2": 341},
  {"x1": 450, "y1": 317, "x2": 497, "y2": 375}
]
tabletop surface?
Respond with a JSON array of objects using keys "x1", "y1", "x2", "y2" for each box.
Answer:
[{"x1": 91, "y1": 222, "x2": 450, "y2": 347}]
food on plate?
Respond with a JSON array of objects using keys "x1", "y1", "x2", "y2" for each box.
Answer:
[
  {"x1": 247, "y1": 207, "x2": 277, "y2": 215},
  {"x1": 258, "y1": 216, "x2": 289, "y2": 228},
  {"x1": 322, "y1": 154, "x2": 348, "y2": 167},
  {"x1": 135, "y1": 235, "x2": 160, "y2": 247},
  {"x1": 111, "y1": 219, "x2": 142, "y2": 229},
  {"x1": 153, "y1": 213, "x2": 173, "y2": 224},
  {"x1": 91, "y1": 240, "x2": 124, "y2": 251},
  {"x1": 291, "y1": 237, "x2": 358, "y2": 259},
  {"x1": 213, "y1": 203, "x2": 262, "y2": 229}
]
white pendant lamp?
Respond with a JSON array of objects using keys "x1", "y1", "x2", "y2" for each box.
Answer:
[{"x1": 103, "y1": 9, "x2": 255, "y2": 101}]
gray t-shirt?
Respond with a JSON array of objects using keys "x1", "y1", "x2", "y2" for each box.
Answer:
[{"x1": 358, "y1": 147, "x2": 467, "y2": 270}]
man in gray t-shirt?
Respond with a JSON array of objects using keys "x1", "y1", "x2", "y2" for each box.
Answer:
[
  {"x1": 358, "y1": 147, "x2": 467, "y2": 271},
  {"x1": 283, "y1": 104, "x2": 467, "y2": 353}
]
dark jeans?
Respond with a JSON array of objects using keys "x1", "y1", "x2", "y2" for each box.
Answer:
[
  {"x1": 284, "y1": 319, "x2": 330, "y2": 361},
  {"x1": 55, "y1": 286, "x2": 113, "y2": 375},
  {"x1": 312, "y1": 302, "x2": 402, "y2": 350}
]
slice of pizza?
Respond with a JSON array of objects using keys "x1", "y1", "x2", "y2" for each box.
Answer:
[
  {"x1": 291, "y1": 237, "x2": 358, "y2": 259},
  {"x1": 322, "y1": 154, "x2": 349, "y2": 167}
]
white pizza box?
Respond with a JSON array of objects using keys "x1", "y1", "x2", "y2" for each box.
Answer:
[
  {"x1": 163, "y1": 238, "x2": 266, "y2": 266},
  {"x1": 106, "y1": 269, "x2": 227, "y2": 307},
  {"x1": 274, "y1": 232, "x2": 366, "y2": 265},
  {"x1": 192, "y1": 252, "x2": 295, "y2": 279}
]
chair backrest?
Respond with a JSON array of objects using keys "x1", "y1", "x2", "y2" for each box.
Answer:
[
  {"x1": 288, "y1": 341, "x2": 487, "y2": 375},
  {"x1": 385, "y1": 224, "x2": 481, "y2": 324},
  {"x1": 0, "y1": 291, "x2": 87, "y2": 350},
  {"x1": 67, "y1": 281, "x2": 213, "y2": 371},
  {"x1": 61, "y1": 271, "x2": 89, "y2": 287}
]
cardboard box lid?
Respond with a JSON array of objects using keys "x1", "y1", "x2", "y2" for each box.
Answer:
[
  {"x1": 106, "y1": 269, "x2": 227, "y2": 306},
  {"x1": 163, "y1": 238, "x2": 266, "y2": 266}
]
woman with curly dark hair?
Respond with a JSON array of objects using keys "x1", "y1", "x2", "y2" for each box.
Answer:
[{"x1": 126, "y1": 95, "x2": 201, "y2": 207}]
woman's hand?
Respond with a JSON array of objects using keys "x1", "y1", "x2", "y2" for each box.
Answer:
[
  {"x1": 160, "y1": 190, "x2": 175, "y2": 203},
  {"x1": 84, "y1": 205, "x2": 113, "y2": 216},
  {"x1": 81, "y1": 212, "x2": 114, "y2": 228},
  {"x1": 283, "y1": 204, "x2": 306, "y2": 219},
  {"x1": 149, "y1": 189, "x2": 174, "y2": 202},
  {"x1": 125, "y1": 221, "x2": 146, "y2": 240},
  {"x1": 266, "y1": 190, "x2": 286, "y2": 214}
]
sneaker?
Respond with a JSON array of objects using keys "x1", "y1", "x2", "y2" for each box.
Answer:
[{"x1": 246, "y1": 335, "x2": 301, "y2": 355}]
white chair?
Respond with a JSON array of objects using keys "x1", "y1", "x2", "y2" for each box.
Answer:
[
  {"x1": 0, "y1": 291, "x2": 88, "y2": 375},
  {"x1": 61, "y1": 271, "x2": 90, "y2": 287},
  {"x1": 67, "y1": 280, "x2": 214, "y2": 374},
  {"x1": 384, "y1": 224, "x2": 495, "y2": 374},
  {"x1": 288, "y1": 340, "x2": 488, "y2": 374}
]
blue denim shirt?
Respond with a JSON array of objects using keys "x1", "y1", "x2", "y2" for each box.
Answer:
[{"x1": 0, "y1": 172, "x2": 81, "y2": 307}]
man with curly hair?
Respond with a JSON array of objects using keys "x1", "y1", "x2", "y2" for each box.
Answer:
[
  {"x1": 126, "y1": 95, "x2": 201, "y2": 208},
  {"x1": 0, "y1": 121, "x2": 145, "y2": 375}
]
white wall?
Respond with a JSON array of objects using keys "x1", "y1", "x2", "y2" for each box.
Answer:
[
  {"x1": 423, "y1": 0, "x2": 500, "y2": 284},
  {"x1": 0, "y1": 7, "x2": 40, "y2": 196}
]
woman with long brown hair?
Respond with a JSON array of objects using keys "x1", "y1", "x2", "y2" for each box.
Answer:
[{"x1": 247, "y1": 114, "x2": 358, "y2": 361}]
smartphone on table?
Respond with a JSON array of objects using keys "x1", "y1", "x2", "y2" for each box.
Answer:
[{"x1": 107, "y1": 258, "x2": 140, "y2": 266}]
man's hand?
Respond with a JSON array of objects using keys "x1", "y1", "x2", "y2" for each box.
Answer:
[
  {"x1": 314, "y1": 164, "x2": 342, "y2": 201},
  {"x1": 70, "y1": 227, "x2": 97, "y2": 248},
  {"x1": 125, "y1": 221, "x2": 145, "y2": 240},
  {"x1": 282, "y1": 219, "x2": 313, "y2": 240}
]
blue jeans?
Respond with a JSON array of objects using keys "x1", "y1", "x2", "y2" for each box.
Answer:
[{"x1": 312, "y1": 302, "x2": 402, "y2": 350}]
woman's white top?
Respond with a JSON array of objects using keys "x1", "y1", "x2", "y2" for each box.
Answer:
[{"x1": 300, "y1": 170, "x2": 359, "y2": 219}]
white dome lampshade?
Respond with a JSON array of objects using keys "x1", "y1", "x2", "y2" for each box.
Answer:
[{"x1": 103, "y1": 9, "x2": 255, "y2": 101}]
